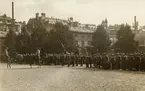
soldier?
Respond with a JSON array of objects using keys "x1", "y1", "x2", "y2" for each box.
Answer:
[
  {"x1": 66, "y1": 54, "x2": 69, "y2": 67},
  {"x1": 29, "y1": 53, "x2": 34, "y2": 68},
  {"x1": 102, "y1": 55, "x2": 110, "y2": 70},
  {"x1": 63, "y1": 54, "x2": 66, "y2": 65},
  {"x1": 80, "y1": 55, "x2": 84, "y2": 66},
  {"x1": 75, "y1": 55, "x2": 79, "y2": 66},
  {"x1": 89, "y1": 55, "x2": 92, "y2": 68},
  {"x1": 121, "y1": 54, "x2": 127, "y2": 70},
  {"x1": 71, "y1": 54, "x2": 75, "y2": 67},
  {"x1": 134, "y1": 54, "x2": 141, "y2": 71},
  {"x1": 36, "y1": 48, "x2": 41, "y2": 68},
  {"x1": 49, "y1": 54, "x2": 53, "y2": 65},
  {"x1": 93, "y1": 55, "x2": 97, "y2": 68},
  {"x1": 116, "y1": 54, "x2": 122, "y2": 70},
  {"x1": 60, "y1": 54, "x2": 64, "y2": 66},
  {"x1": 97, "y1": 54, "x2": 102, "y2": 69},
  {"x1": 86, "y1": 56, "x2": 89, "y2": 68},
  {"x1": 110, "y1": 55, "x2": 116, "y2": 70},
  {"x1": 5, "y1": 47, "x2": 11, "y2": 68},
  {"x1": 45, "y1": 53, "x2": 49, "y2": 65},
  {"x1": 140, "y1": 55, "x2": 145, "y2": 71},
  {"x1": 52, "y1": 54, "x2": 56, "y2": 66}
]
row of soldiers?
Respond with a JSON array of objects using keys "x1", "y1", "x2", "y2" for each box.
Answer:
[
  {"x1": 18, "y1": 53, "x2": 145, "y2": 71},
  {"x1": 5, "y1": 48, "x2": 145, "y2": 71}
]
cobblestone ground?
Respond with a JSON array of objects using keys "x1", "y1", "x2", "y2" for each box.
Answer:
[{"x1": 0, "y1": 64, "x2": 145, "y2": 91}]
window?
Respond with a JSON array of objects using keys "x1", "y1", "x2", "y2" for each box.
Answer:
[
  {"x1": 88, "y1": 41, "x2": 91, "y2": 45},
  {"x1": 75, "y1": 41, "x2": 78, "y2": 45},
  {"x1": 82, "y1": 35, "x2": 84, "y2": 38},
  {"x1": 75, "y1": 34, "x2": 78, "y2": 37},
  {"x1": 81, "y1": 41, "x2": 84, "y2": 46}
]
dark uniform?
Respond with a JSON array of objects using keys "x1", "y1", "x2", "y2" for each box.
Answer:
[
  {"x1": 97, "y1": 55, "x2": 102, "y2": 68},
  {"x1": 140, "y1": 55, "x2": 145, "y2": 71},
  {"x1": 71, "y1": 55, "x2": 75, "y2": 67},
  {"x1": 110, "y1": 55, "x2": 116, "y2": 69},
  {"x1": 67, "y1": 55, "x2": 71, "y2": 67},
  {"x1": 102, "y1": 55, "x2": 110, "y2": 70},
  {"x1": 80, "y1": 55, "x2": 84, "y2": 66},
  {"x1": 116, "y1": 55, "x2": 122, "y2": 69},
  {"x1": 86, "y1": 56, "x2": 89, "y2": 68},
  {"x1": 89, "y1": 56, "x2": 92, "y2": 68},
  {"x1": 76, "y1": 55, "x2": 79, "y2": 66}
]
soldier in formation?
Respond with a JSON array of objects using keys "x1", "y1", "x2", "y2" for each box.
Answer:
[{"x1": 5, "y1": 50, "x2": 145, "y2": 72}]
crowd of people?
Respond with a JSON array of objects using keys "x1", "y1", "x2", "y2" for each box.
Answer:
[{"x1": 4, "y1": 47, "x2": 145, "y2": 71}]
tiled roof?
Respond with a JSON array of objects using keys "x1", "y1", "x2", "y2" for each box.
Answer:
[{"x1": 0, "y1": 16, "x2": 11, "y2": 20}]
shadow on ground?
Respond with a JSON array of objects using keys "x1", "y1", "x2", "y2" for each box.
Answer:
[{"x1": 69, "y1": 66, "x2": 145, "y2": 75}]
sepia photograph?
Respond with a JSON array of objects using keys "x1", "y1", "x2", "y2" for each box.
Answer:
[{"x1": 0, "y1": 0, "x2": 145, "y2": 91}]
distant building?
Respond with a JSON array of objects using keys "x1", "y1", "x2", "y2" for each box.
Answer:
[
  {"x1": 107, "y1": 24, "x2": 122, "y2": 46},
  {"x1": 101, "y1": 18, "x2": 108, "y2": 30},
  {"x1": 0, "y1": 14, "x2": 23, "y2": 38},
  {"x1": 70, "y1": 26, "x2": 94, "y2": 55},
  {"x1": 27, "y1": 13, "x2": 69, "y2": 33},
  {"x1": 134, "y1": 30, "x2": 145, "y2": 52},
  {"x1": 0, "y1": 14, "x2": 24, "y2": 58},
  {"x1": 27, "y1": 13, "x2": 97, "y2": 54}
]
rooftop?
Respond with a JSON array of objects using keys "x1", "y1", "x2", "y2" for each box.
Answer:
[{"x1": 70, "y1": 27, "x2": 95, "y2": 33}]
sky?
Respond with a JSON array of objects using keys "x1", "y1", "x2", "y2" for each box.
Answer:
[{"x1": 0, "y1": 0, "x2": 145, "y2": 26}]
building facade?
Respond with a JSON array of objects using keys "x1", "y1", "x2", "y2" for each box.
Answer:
[
  {"x1": 28, "y1": 13, "x2": 96, "y2": 54},
  {"x1": 0, "y1": 14, "x2": 23, "y2": 58},
  {"x1": 70, "y1": 27, "x2": 94, "y2": 55},
  {"x1": 134, "y1": 30, "x2": 145, "y2": 52}
]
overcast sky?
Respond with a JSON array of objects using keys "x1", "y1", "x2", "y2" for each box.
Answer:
[{"x1": 0, "y1": 0, "x2": 145, "y2": 26}]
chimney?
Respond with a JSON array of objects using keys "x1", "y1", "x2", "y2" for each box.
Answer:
[
  {"x1": 12, "y1": 2, "x2": 14, "y2": 20},
  {"x1": 36, "y1": 13, "x2": 39, "y2": 20},
  {"x1": 134, "y1": 16, "x2": 138, "y2": 32},
  {"x1": 41, "y1": 13, "x2": 46, "y2": 20},
  {"x1": 134, "y1": 16, "x2": 136, "y2": 26},
  {"x1": 11, "y1": 1, "x2": 15, "y2": 26}
]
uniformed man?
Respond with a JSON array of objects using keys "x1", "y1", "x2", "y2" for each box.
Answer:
[
  {"x1": 116, "y1": 54, "x2": 122, "y2": 70},
  {"x1": 97, "y1": 54, "x2": 102, "y2": 69},
  {"x1": 80, "y1": 55, "x2": 84, "y2": 66},
  {"x1": 93, "y1": 55, "x2": 97, "y2": 68},
  {"x1": 89, "y1": 55, "x2": 92, "y2": 68},
  {"x1": 110, "y1": 55, "x2": 116, "y2": 70},
  {"x1": 36, "y1": 48, "x2": 41, "y2": 68},
  {"x1": 102, "y1": 55, "x2": 110, "y2": 70},
  {"x1": 75, "y1": 55, "x2": 79, "y2": 66},
  {"x1": 66, "y1": 54, "x2": 71, "y2": 67},
  {"x1": 140, "y1": 55, "x2": 145, "y2": 71},
  {"x1": 71, "y1": 54, "x2": 75, "y2": 67},
  {"x1": 29, "y1": 53, "x2": 34, "y2": 68},
  {"x1": 86, "y1": 56, "x2": 89, "y2": 68},
  {"x1": 5, "y1": 47, "x2": 11, "y2": 68}
]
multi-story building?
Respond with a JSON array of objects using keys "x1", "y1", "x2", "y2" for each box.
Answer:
[
  {"x1": 27, "y1": 13, "x2": 97, "y2": 54},
  {"x1": 0, "y1": 14, "x2": 23, "y2": 58},
  {"x1": 70, "y1": 26, "x2": 95, "y2": 55},
  {"x1": 107, "y1": 24, "x2": 122, "y2": 46},
  {"x1": 0, "y1": 14, "x2": 23, "y2": 37},
  {"x1": 134, "y1": 30, "x2": 145, "y2": 52}
]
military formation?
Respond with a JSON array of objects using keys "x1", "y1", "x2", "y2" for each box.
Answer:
[{"x1": 4, "y1": 48, "x2": 145, "y2": 71}]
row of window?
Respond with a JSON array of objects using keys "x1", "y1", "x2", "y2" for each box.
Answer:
[
  {"x1": 75, "y1": 41, "x2": 92, "y2": 46},
  {"x1": 74, "y1": 34, "x2": 92, "y2": 39}
]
